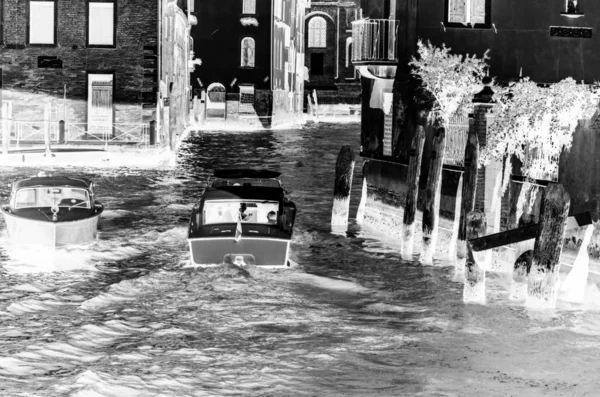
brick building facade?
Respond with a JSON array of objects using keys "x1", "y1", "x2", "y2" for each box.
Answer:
[
  {"x1": 0, "y1": 0, "x2": 158, "y2": 142},
  {"x1": 303, "y1": 0, "x2": 361, "y2": 107}
]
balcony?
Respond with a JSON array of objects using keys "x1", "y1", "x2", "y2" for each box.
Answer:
[{"x1": 351, "y1": 19, "x2": 399, "y2": 65}]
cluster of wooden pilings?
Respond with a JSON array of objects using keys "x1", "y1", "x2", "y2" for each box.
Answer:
[{"x1": 330, "y1": 85, "x2": 594, "y2": 309}]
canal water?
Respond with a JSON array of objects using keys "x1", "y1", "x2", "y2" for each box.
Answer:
[{"x1": 1, "y1": 122, "x2": 599, "y2": 396}]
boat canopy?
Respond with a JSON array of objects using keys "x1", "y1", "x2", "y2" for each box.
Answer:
[
  {"x1": 202, "y1": 186, "x2": 284, "y2": 202},
  {"x1": 14, "y1": 177, "x2": 92, "y2": 190}
]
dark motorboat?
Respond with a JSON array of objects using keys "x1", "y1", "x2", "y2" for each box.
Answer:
[
  {"x1": 0, "y1": 172, "x2": 104, "y2": 247},
  {"x1": 188, "y1": 169, "x2": 296, "y2": 267}
]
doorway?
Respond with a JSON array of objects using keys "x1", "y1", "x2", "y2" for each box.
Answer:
[
  {"x1": 310, "y1": 53, "x2": 324, "y2": 75},
  {"x1": 87, "y1": 73, "x2": 114, "y2": 136}
]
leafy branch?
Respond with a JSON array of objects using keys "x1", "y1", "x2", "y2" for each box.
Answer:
[{"x1": 409, "y1": 39, "x2": 490, "y2": 125}]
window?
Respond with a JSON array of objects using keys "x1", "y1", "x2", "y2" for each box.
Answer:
[
  {"x1": 446, "y1": 0, "x2": 488, "y2": 26},
  {"x1": 203, "y1": 200, "x2": 279, "y2": 225},
  {"x1": 240, "y1": 37, "x2": 255, "y2": 67},
  {"x1": 88, "y1": 1, "x2": 115, "y2": 46},
  {"x1": 29, "y1": 1, "x2": 56, "y2": 45},
  {"x1": 308, "y1": 16, "x2": 326, "y2": 48},
  {"x1": 15, "y1": 188, "x2": 90, "y2": 209},
  {"x1": 243, "y1": 0, "x2": 256, "y2": 14}
]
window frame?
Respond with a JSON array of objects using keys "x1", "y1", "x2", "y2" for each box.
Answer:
[
  {"x1": 242, "y1": 0, "x2": 256, "y2": 15},
  {"x1": 444, "y1": 0, "x2": 491, "y2": 29},
  {"x1": 240, "y1": 36, "x2": 256, "y2": 68},
  {"x1": 87, "y1": 0, "x2": 117, "y2": 48},
  {"x1": 27, "y1": 0, "x2": 57, "y2": 47},
  {"x1": 308, "y1": 16, "x2": 327, "y2": 48}
]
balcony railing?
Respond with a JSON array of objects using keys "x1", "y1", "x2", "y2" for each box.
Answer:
[{"x1": 351, "y1": 19, "x2": 399, "y2": 65}]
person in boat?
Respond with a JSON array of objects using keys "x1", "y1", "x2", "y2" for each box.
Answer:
[
  {"x1": 239, "y1": 203, "x2": 249, "y2": 221},
  {"x1": 267, "y1": 211, "x2": 277, "y2": 224}
]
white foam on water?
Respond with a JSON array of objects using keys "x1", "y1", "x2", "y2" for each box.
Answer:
[
  {"x1": 153, "y1": 328, "x2": 194, "y2": 337},
  {"x1": 0, "y1": 356, "x2": 57, "y2": 376},
  {"x1": 6, "y1": 299, "x2": 70, "y2": 315},
  {"x1": 165, "y1": 203, "x2": 194, "y2": 212},
  {"x1": 401, "y1": 223, "x2": 416, "y2": 259},
  {"x1": 79, "y1": 281, "x2": 141, "y2": 312},
  {"x1": 68, "y1": 370, "x2": 153, "y2": 397},
  {"x1": 23, "y1": 342, "x2": 105, "y2": 362},
  {"x1": 288, "y1": 273, "x2": 370, "y2": 294},
  {"x1": 463, "y1": 279, "x2": 486, "y2": 304},
  {"x1": 363, "y1": 302, "x2": 427, "y2": 313},
  {"x1": 355, "y1": 177, "x2": 367, "y2": 224},
  {"x1": 10, "y1": 282, "x2": 51, "y2": 293},
  {"x1": 331, "y1": 196, "x2": 351, "y2": 227},
  {"x1": 99, "y1": 209, "x2": 135, "y2": 220},
  {"x1": 114, "y1": 352, "x2": 152, "y2": 361}
]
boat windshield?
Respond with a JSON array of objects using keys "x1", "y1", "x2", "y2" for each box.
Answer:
[
  {"x1": 203, "y1": 200, "x2": 279, "y2": 225},
  {"x1": 14, "y1": 187, "x2": 91, "y2": 209}
]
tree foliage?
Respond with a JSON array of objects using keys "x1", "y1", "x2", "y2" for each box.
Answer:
[
  {"x1": 409, "y1": 39, "x2": 490, "y2": 125},
  {"x1": 480, "y1": 77, "x2": 598, "y2": 179}
]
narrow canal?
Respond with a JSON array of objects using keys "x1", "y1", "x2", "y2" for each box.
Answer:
[{"x1": 0, "y1": 122, "x2": 599, "y2": 396}]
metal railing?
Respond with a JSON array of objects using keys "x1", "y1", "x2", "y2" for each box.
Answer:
[
  {"x1": 0, "y1": 121, "x2": 150, "y2": 146},
  {"x1": 351, "y1": 19, "x2": 399, "y2": 65},
  {"x1": 65, "y1": 123, "x2": 149, "y2": 144},
  {"x1": 15, "y1": 121, "x2": 58, "y2": 142}
]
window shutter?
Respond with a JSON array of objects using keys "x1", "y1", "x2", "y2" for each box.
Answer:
[
  {"x1": 448, "y1": 0, "x2": 467, "y2": 23},
  {"x1": 471, "y1": 0, "x2": 486, "y2": 24}
]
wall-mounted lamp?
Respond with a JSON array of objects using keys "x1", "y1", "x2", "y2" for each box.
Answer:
[
  {"x1": 440, "y1": 22, "x2": 446, "y2": 32},
  {"x1": 492, "y1": 23, "x2": 498, "y2": 34},
  {"x1": 230, "y1": 78, "x2": 237, "y2": 87}
]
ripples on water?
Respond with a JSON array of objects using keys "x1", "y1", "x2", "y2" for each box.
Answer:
[{"x1": 0, "y1": 122, "x2": 599, "y2": 396}]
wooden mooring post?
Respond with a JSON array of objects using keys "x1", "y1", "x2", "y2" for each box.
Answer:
[
  {"x1": 43, "y1": 103, "x2": 52, "y2": 159},
  {"x1": 510, "y1": 250, "x2": 532, "y2": 301},
  {"x1": 560, "y1": 224, "x2": 594, "y2": 303},
  {"x1": 331, "y1": 145, "x2": 355, "y2": 228},
  {"x1": 1, "y1": 103, "x2": 9, "y2": 157},
  {"x1": 421, "y1": 127, "x2": 446, "y2": 263},
  {"x1": 464, "y1": 210, "x2": 487, "y2": 303},
  {"x1": 457, "y1": 125, "x2": 479, "y2": 266},
  {"x1": 527, "y1": 183, "x2": 570, "y2": 307},
  {"x1": 402, "y1": 125, "x2": 426, "y2": 256},
  {"x1": 355, "y1": 160, "x2": 369, "y2": 224}
]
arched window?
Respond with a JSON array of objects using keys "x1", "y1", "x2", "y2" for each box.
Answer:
[
  {"x1": 308, "y1": 16, "x2": 326, "y2": 48},
  {"x1": 243, "y1": 0, "x2": 256, "y2": 14},
  {"x1": 241, "y1": 37, "x2": 255, "y2": 67}
]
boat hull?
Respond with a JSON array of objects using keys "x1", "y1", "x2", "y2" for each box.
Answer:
[
  {"x1": 188, "y1": 236, "x2": 290, "y2": 267},
  {"x1": 1, "y1": 209, "x2": 102, "y2": 247}
]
